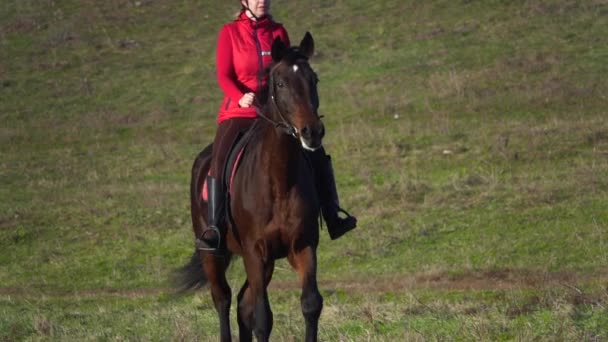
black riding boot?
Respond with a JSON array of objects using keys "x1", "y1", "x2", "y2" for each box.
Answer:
[
  {"x1": 197, "y1": 176, "x2": 225, "y2": 254},
  {"x1": 311, "y1": 149, "x2": 357, "y2": 240}
]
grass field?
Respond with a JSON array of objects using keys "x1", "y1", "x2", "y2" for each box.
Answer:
[{"x1": 1, "y1": 0, "x2": 608, "y2": 340}]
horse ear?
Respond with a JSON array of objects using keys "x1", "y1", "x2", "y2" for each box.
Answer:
[
  {"x1": 271, "y1": 37, "x2": 286, "y2": 62},
  {"x1": 299, "y1": 32, "x2": 314, "y2": 59}
]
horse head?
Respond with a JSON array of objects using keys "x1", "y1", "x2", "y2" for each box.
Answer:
[{"x1": 268, "y1": 32, "x2": 324, "y2": 151}]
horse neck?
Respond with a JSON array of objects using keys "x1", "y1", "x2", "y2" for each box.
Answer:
[
  {"x1": 255, "y1": 111, "x2": 302, "y2": 185},
  {"x1": 263, "y1": 119, "x2": 300, "y2": 164}
]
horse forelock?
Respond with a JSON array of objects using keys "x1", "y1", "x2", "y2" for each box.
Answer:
[
  {"x1": 268, "y1": 54, "x2": 308, "y2": 76},
  {"x1": 284, "y1": 47, "x2": 309, "y2": 64}
]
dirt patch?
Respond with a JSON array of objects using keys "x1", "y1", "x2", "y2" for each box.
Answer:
[
  {"x1": 1, "y1": 269, "x2": 605, "y2": 299},
  {"x1": 0, "y1": 287, "x2": 167, "y2": 299},
  {"x1": 1, "y1": 16, "x2": 43, "y2": 35},
  {"x1": 271, "y1": 269, "x2": 606, "y2": 293}
]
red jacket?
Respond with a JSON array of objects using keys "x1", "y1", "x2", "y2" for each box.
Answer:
[{"x1": 215, "y1": 12, "x2": 290, "y2": 124}]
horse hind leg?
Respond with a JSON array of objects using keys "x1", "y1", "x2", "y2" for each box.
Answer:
[
  {"x1": 203, "y1": 253, "x2": 233, "y2": 342},
  {"x1": 289, "y1": 246, "x2": 323, "y2": 342},
  {"x1": 189, "y1": 145, "x2": 233, "y2": 339},
  {"x1": 191, "y1": 144, "x2": 212, "y2": 238}
]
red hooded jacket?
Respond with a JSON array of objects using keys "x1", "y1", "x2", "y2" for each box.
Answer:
[{"x1": 215, "y1": 12, "x2": 290, "y2": 124}]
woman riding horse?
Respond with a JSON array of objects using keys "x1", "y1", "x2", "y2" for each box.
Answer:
[
  {"x1": 179, "y1": 31, "x2": 336, "y2": 342},
  {"x1": 199, "y1": 0, "x2": 357, "y2": 254}
]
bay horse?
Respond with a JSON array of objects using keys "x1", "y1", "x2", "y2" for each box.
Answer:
[{"x1": 176, "y1": 32, "x2": 325, "y2": 342}]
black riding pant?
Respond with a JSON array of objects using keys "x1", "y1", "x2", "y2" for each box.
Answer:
[{"x1": 210, "y1": 118, "x2": 255, "y2": 179}]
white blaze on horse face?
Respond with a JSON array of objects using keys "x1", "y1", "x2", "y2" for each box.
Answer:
[{"x1": 292, "y1": 64, "x2": 299, "y2": 72}]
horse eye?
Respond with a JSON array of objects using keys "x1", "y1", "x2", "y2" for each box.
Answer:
[{"x1": 277, "y1": 81, "x2": 285, "y2": 88}]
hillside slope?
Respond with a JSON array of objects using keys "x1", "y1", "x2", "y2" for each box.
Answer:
[{"x1": 1, "y1": 1, "x2": 607, "y2": 340}]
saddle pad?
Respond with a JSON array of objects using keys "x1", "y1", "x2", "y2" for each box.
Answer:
[{"x1": 201, "y1": 147, "x2": 245, "y2": 202}]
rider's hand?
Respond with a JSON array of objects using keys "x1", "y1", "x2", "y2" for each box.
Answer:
[{"x1": 239, "y1": 92, "x2": 255, "y2": 108}]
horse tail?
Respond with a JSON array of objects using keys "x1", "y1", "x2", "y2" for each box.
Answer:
[
  {"x1": 173, "y1": 251, "x2": 207, "y2": 293},
  {"x1": 174, "y1": 145, "x2": 213, "y2": 295}
]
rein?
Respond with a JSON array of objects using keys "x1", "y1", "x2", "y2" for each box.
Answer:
[
  {"x1": 253, "y1": 105, "x2": 297, "y2": 138},
  {"x1": 253, "y1": 62, "x2": 298, "y2": 138}
]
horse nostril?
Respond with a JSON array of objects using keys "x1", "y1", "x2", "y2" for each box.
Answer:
[{"x1": 301, "y1": 125, "x2": 310, "y2": 137}]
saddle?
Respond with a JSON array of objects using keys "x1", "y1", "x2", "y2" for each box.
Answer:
[{"x1": 201, "y1": 123, "x2": 258, "y2": 202}]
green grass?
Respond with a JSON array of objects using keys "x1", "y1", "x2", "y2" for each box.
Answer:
[{"x1": 1, "y1": 0, "x2": 608, "y2": 340}]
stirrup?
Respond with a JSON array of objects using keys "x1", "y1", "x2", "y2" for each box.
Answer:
[
  {"x1": 326, "y1": 206, "x2": 357, "y2": 240},
  {"x1": 195, "y1": 226, "x2": 224, "y2": 255},
  {"x1": 337, "y1": 207, "x2": 354, "y2": 219}
]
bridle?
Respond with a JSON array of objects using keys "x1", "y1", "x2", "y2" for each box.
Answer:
[
  {"x1": 253, "y1": 62, "x2": 297, "y2": 138},
  {"x1": 253, "y1": 57, "x2": 319, "y2": 139},
  {"x1": 254, "y1": 104, "x2": 297, "y2": 138}
]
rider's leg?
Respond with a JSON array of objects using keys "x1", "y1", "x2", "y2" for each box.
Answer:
[
  {"x1": 200, "y1": 118, "x2": 253, "y2": 253},
  {"x1": 308, "y1": 147, "x2": 357, "y2": 240}
]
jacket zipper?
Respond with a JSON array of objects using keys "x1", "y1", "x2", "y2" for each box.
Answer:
[{"x1": 253, "y1": 22, "x2": 264, "y2": 98}]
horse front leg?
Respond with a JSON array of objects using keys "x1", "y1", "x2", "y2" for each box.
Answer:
[
  {"x1": 236, "y1": 280, "x2": 253, "y2": 342},
  {"x1": 241, "y1": 254, "x2": 275, "y2": 342},
  {"x1": 202, "y1": 253, "x2": 233, "y2": 342},
  {"x1": 289, "y1": 246, "x2": 323, "y2": 342}
]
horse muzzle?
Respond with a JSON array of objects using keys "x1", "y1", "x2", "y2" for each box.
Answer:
[{"x1": 298, "y1": 120, "x2": 325, "y2": 151}]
